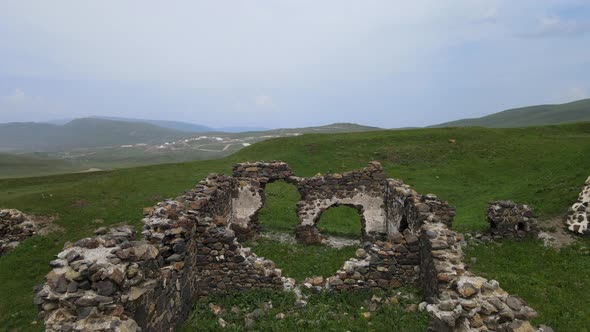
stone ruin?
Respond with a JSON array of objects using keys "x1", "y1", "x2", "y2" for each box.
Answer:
[
  {"x1": 566, "y1": 176, "x2": 590, "y2": 235},
  {"x1": 486, "y1": 201, "x2": 540, "y2": 240},
  {"x1": 1, "y1": 209, "x2": 45, "y2": 255},
  {"x1": 34, "y1": 161, "x2": 546, "y2": 332}
]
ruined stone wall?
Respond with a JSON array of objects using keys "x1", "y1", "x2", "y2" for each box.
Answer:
[
  {"x1": 420, "y1": 223, "x2": 538, "y2": 331},
  {"x1": 0, "y1": 209, "x2": 41, "y2": 255},
  {"x1": 385, "y1": 180, "x2": 455, "y2": 237},
  {"x1": 566, "y1": 176, "x2": 590, "y2": 235},
  {"x1": 325, "y1": 230, "x2": 420, "y2": 290},
  {"x1": 35, "y1": 161, "x2": 544, "y2": 332},
  {"x1": 35, "y1": 174, "x2": 285, "y2": 332},
  {"x1": 486, "y1": 201, "x2": 539, "y2": 240},
  {"x1": 232, "y1": 161, "x2": 296, "y2": 184},
  {"x1": 295, "y1": 161, "x2": 388, "y2": 243}
]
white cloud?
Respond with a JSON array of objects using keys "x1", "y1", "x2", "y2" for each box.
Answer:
[
  {"x1": 4, "y1": 89, "x2": 26, "y2": 104},
  {"x1": 254, "y1": 95, "x2": 275, "y2": 110}
]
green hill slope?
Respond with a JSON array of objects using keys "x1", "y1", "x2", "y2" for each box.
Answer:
[
  {"x1": 0, "y1": 154, "x2": 83, "y2": 178},
  {"x1": 0, "y1": 118, "x2": 190, "y2": 151},
  {"x1": 432, "y1": 98, "x2": 590, "y2": 128},
  {"x1": 1, "y1": 123, "x2": 590, "y2": 330}
]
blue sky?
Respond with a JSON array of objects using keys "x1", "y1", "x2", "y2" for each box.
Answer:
[{"x1": 1, "y1": 1, "x2": 589, "y2": 128}]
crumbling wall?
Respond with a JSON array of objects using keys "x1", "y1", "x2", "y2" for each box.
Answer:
[
  {"x1": 230, "y1": 161, "x2": 299, "y2": 240},
  {"x1": 35, "y1": 161, "x2": 545, "y2": 332},
  {"x1": 325, "y1": 230, "x2": 420, "y2": 290},
  {"x1": 232, "y1": 161, "x2": 296, "y2": 183},
  {"x1": 0, "y1": 209, "x2": 39, "y2": 255},
  {"x1": 385, "y1": 179, "x2": 455, "y2": 237},
  {"x1": 295, "y1": 161, "x2": 388, "y2": 244},
  {"x1": 566, "y1": 176, "x2": 590, "y2": 235},
  {"x1": 486, "y1": 201, "x2": 540, "y2": 240},
  {"x1": 420, "y1": 223, "x2": 538, "y2": 331},
  {"x1": 35, "y1": 174, "x2": 285, "y2": 332}
]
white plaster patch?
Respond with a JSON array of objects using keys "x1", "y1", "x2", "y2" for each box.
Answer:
[
  {"x1": 299, "y1": 192, "x2": 386, "y2": 234},
  {"x1": 230, "y1": 185, "x2": 263, "y2": 228}
]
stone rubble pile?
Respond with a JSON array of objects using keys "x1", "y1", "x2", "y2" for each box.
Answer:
[
  {"x1": 486, "y1": 201, "x2": 540, "y2": 240},
  {"x1": 0, "y1": 209, "x2": 39, "y2": 255},
  {"x1": 566, "y1": 176, "x2": 590, "y2": 235}
]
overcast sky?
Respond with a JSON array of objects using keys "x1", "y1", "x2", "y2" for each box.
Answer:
[{"x1": 1, "y1": 1, "x2": 589, "y2": 128}]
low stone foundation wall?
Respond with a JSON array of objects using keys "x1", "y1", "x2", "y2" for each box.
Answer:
[
  {"x1": 325, "y1": 230, "x2": 420, "y2": 290},
  {"x1": 566, "y1": 176, "x2": 590, "y2": 235},
  {"x1": 34, "y1": 161, "x2": 545, "y2": 332},
  {"x1": 36, "y1": 174, "x2": 286, "y2": 332},
  {"x1": 1, "y1": 209, "x2": 39, "y2": 255},
  {"x1": 421, "y1": 223, "x2": 538, "y2": 331},
  {"x1": 486, "y1": 201, "x2": 539, "y2": 240}
]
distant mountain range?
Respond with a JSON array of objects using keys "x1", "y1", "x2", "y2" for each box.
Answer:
[
  {"x1": 47, "y1": 116, "x2": 270, "y2": 133},
  {"x1": 0, "y1": 118, "x2": 190, "y2": 151},
  {"x1": 0, "y1": 118, "x2": 380, "y2": 152},
  {"x1": 431, "y1": 98, "x2": 590, "y2": 128}
]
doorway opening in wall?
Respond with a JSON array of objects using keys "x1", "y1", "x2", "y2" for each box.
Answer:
[
  {"x1": 256, "y1": 180, "x2": 300, "y2": 233},
  {"x1": 316, "y1": 204, "x2": 363, "y2": 239}
]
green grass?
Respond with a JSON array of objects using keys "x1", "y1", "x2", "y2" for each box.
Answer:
[
  {"x1": 0, "y1": 153, "x2": 85, "y2": 178},
  {"x1": 244, "y1": 238, "x2": 357, "y2": 282},
  {"x1": 466, "y1": 238, "x2": 590, "y2": 332},
  {"x1": 1, "y1": 123, "x2": 590, "y2": 330},
  {"x1": 179, "y1": 288, "x2": 429, "y2": 332}
]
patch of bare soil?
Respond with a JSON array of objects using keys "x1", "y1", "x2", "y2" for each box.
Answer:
[
  {"x1": 33, "y1": 214, "x2": 64, "y2": 236},
  {"x1": 537, "y1": 216, "x2": 577, "y2": 249},
  {"x1": 260, "y1": 231, "x2": 360, "y2": 249}
]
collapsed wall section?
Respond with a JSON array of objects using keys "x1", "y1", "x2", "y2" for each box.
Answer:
[
  {"x1": 385, "y1": 179, "x2": 455, "y2": 237},
  {"x1": 34, "y1": 160, "x2": 544, "y2": 332},
  {"x1": 0, "y1": 209, "x2": 47, "y2": 255},
  {"x1": 35, "y1": 174, "x2": 285, "y2": 332},
  {"x1": 486, "y1": 201, "x2": 539, "y2": 240},
  {"x1": 566, "y1": 176, "x2": 590, "y2": 235},
  {"x1": 420, "y1": 223, "x2": 538, "y2": 331}
]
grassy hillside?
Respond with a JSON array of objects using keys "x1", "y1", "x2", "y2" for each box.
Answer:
[
  {"x1": 432, "y1": 98, "x2": 590, "y2": 128},
  {"x1": 0, "y1": 154, "x2": 84, "y2": 178},
  {"x1": 1, "y1": 124, "x2": 590, "y2": 330},
  {"x1": 0, "y1": 122, "x2": 382, "y2": 178},
  {"x1": 0, "y1": 118, "x2": 190, "y2": 151}
]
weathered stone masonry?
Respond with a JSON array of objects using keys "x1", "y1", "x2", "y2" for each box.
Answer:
[
  {"x1": 35, "y1": 161, "x2": 546, "y2": 332},
  {"x1": 566, "y1": 175, "x2": 590, "y2": 235}
]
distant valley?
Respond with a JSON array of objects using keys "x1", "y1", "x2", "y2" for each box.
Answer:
[
  {"x1": 0, "y1": 119, "x2": 380, "y2": 178},
  {"x1": 2, "y1": 97, "x2": 590, "y2": 179}
]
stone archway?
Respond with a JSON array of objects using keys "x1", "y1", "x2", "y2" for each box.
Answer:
[{"x1": 229, "y1": 161, "x2": 299, "y2": 240}]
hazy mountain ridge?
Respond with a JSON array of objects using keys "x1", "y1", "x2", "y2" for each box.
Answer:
[
  {"x1": 0, "y1": 118, "x2": 189, "y2": 151},
  {"x1": 91, "y1": 116, "x2": 216, "y2": 132},
  {"x1": 431, "y1": 98, "x2": 590, "y2": 128}
]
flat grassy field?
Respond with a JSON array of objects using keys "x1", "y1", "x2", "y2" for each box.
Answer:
[{"x1": 1, "y1": 124, "x2": 590, "y2": 331}]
